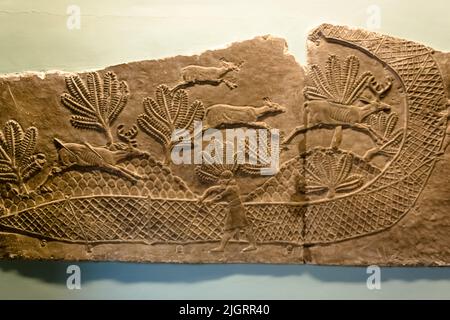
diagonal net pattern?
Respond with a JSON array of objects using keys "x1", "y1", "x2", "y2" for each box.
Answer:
[
  {"x1": 0, "y1": 197, "x2": 305, "y2": 244},
  {"x1": 301, "y1": 24, "x2": 447, "y2": 243},
  {"x1": 246, "y1": 204, "x2": 305, "y2": 243},
  {"x1": 0, "y1": 200, "x2": 84, "y2": 241},
  {"x1": 0, "y1": 25, "x2": 446, "y2": 247}
]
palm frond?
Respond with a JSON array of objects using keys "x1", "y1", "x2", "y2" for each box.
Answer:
[
  {"x1": 4, "y1": 119, "x2": 23, "y2": 165},
  {"x1": 17, "y1": 126, "x2": 37, "y2": 166},
  {"x1": 303, "y1": 55, "x2": 375, "y2": 105},
  {"x1": 172, "y1": 89, "x2": 188, "y2": 122},
  {"x1": 309, "y1": 65, "x2": 333, "y2": 100},
  {"x1": 344, "y1": 71, "x2": 372, "y2": 104},
  {"x1": 61, "y1": 71, "x2": 130, "y2": 144},
  {"x1": 61, "y1": 93, "x2": 97, "y2": 118},
  {"x1": 195, "y1": 140, "x2": 239, "y2": 183},
  {"x1": 155, "y1": 85, "x2": 172, "y2": 121},
  {"x1": 108, "y1": 81, "x2": 129, "y2": 124},
  {"x1": 366, "y1": 111, "x2": 401, "y2": 143},
  {"x1": 0, "y1": 120, "x2": 46, "y2": 193},
  {"x1": 0, "y1": 172, "x2": 17, "y2": 183},
  {"x1": 137, "y1": 114, "x2": 171, "y2": 147},
  {"x1": 20, "y1": 153, "x2": 46, "y2": 180},
  {"x1": 342, "y1": 55, "x2": 361, "y2": 103},
  {"x1": 325, "y1": 55, "x2": 342, "y2": 98},
  {"x1": 86, "y1": 72, "x2": 103, "y2": 118},
  {"x1": 70, "y1": 116, "x2": 104, "y2": 132}
]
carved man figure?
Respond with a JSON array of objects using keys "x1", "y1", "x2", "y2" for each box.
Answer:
[{"x1": 199, "y1": 170, "x2": 257, "y2": 252}]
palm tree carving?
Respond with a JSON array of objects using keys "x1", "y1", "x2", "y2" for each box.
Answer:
[
  {"x1": 61, "y1": 71, "x2": 130, "y2": 145},
  {"x1": 0, "y1": 120, "x2": 46, "y2": 194},
  {"x1": 303, "y1": 150, "x2": 363, "y2": 198},
  {"x1": 137, "y1": 84, "x2": 205, "y2": 164},
  {"x1": 195, "y1": 147, "x2": 241, "y2": 184},
  {"x1": 195, "y1": 137, "x2": 278, "y2": 183}
]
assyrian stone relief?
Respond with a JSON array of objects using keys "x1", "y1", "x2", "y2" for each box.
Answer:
[{"x1": 0, "y1": 25, "x2": 449, "y2": 265}]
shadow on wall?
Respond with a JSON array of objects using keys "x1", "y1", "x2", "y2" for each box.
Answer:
[{"x1": 0, "y1": 261, "x2": 449, "y2": 284}]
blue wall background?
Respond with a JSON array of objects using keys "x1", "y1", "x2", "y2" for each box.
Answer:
[{"x1": 0, "y1": 0, "x2": 449, "y2": 299}]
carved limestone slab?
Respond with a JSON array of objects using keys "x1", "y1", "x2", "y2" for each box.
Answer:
[{"x1": 0, "y1": 25, "x2": 449, "y2": 265}]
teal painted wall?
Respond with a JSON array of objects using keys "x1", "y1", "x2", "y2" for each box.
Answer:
[{"x1": 0, "y1": 0, "x2": 449, "y2": 299}]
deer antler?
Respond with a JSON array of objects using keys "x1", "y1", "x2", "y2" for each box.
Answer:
[
  {"x1": 117, "y1": 124, "x2": 138, "y2": 147},
  {"x1": 368, "y1": 75, "x2": 393, "y2": 98},
  {"x1": 262, "y1": 97, "x2": 272, "y2": 103}
]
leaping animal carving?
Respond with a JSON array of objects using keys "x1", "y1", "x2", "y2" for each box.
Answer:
[
  {"x1": 204, "y1": 97, "x2": 286, "y2": 130},
  {"x1": 303, "y1": 76, "x2": 392, "y2": 124},
  {"x1": 52, "y1": 138, "x2": 143, "y2": 182},
  {"x1": 170, "y1": 58, "x2": 243, "y2": 92}
]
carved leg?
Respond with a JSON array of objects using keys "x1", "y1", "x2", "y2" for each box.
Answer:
[
  {"x1": 105, "y1": 164, "x2": 142, "y2": 183},
  {"x1": 120, "y1": 167, "x2": 143, "y2": 181},
  {"x1": 241, "y1": 227, "x2": 257, "y2": 252},
  {"x1": 51, "y1": 165, "x2": 66, "y2": 174},
  {"x1": 170, "y1": 80, "x2": 195, "y2": 93},
  {"x1": 246, "y1": 122, "x2": 285, "y2": 142},
  {"x1": 444, "y1": 133, "x2": 450, "y2": 152},
  {"x1": 354, "y1": 123, "x2": 383, "y2": 143},
  {"x1": 331, "y1": 126, "x2": 343, "y2": 149},
  {"x1": 222, "y1": 79, "x2": 238, "y2": 89},
  {"x1": 282, "y1": 125, "x2": 309, "y2": 145},
  {"x1": 245, "y1": 121, "x2": 272, "y2": 130},
  {"x1": 363, "y1": 147, "x2": 381, "y2": 161},
  {"x1": 169, "y1": 82, "x2": 185, "y2": 93},
  {"x1": 364, "y1": 131, "x2": 403, "y2": 160},
  {"x1": 210, "y1": 229, "x2": 238, "y2": 252}
]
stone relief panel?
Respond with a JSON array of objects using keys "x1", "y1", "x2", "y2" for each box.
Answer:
[{"x1": 0, "y1": 25, "x2": 448, "y2": 265}]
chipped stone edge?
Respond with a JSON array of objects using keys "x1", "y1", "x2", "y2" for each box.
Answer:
[{"x1": 0, "y1": 34, "x2": 303, "y2": 80}]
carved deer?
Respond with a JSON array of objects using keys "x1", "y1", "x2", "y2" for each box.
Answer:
[
  {"x1": 283, "y1": 75, "x2": 393, "y2": 144},
  {"x1": 52, "y1": 138, "x2": 143, "y2": 182},
  {"x1": 204, "y1": 97, "x2": 286, "y2": 130},
  {"x1": 306, "y1": 77, "x2": 392, "y2": 125},
  {"x1": 171, "y1": 58, "x2": 242, "y2": 92}
]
